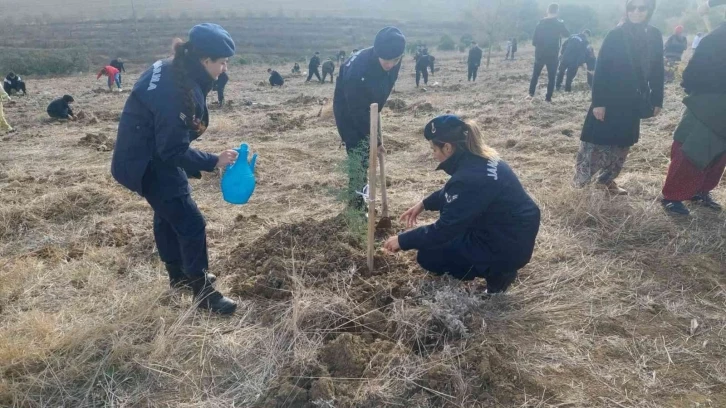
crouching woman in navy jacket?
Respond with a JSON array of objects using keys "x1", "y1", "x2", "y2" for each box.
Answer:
[
  {"x1": 111, "y1": 24, "x2": 239, "y2": 314},
  {"x1": 384, "y1": 115, "x2": 541, "y2": 293}
]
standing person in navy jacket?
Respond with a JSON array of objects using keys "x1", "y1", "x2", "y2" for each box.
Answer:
[
  {"x1": 111, "y1": 24, "x2": 239, "y2": 315},
  {"x1": 383, "y1": 115, "x2": 540, "y2": 293},
  {"x1": 307, "y1": 52, "x2": 322, "y2": 83},
  {"x1": 214, "y1": 71, "x2": 228, "y2": 106},
  {"x1": 334, "y1": 26, "x2": 405, "y2": 210},
  {"x1": 529, "y1": 3, "x2": 570, "y2": 101}
]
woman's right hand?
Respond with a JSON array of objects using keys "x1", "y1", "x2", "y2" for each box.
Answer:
[
  {"x1": 216, "y1": 149, "x2": 239, "y2": 168},
  {"x1": 593, "y1": 107, "x2": 606, "y2": 122},
  {"x1": 400, "y1": 201, "x2": 425, "y2": 229}
]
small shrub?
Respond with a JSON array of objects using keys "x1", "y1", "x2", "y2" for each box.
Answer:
[{"x1": 438, "y1": 34, "x2": 456, "y2": 51}]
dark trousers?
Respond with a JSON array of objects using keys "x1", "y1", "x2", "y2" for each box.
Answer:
[
  {"x1": 4, "y1": 81, "x2": 26, "y2": 95},
  {"x1": 556, "y1": 61, "x2": 579, "y2": 92},
  {"x1": 144, "y1": 193, "x2": 209, "y2": 278},
  {"x1": 506, "y1": 50, "x2": 516, "y2": 60},
  {"x1": 416, "y1": 241, "x2": 518, "y2": 293},
  {"x1": 467, "y1": 64, "x2": 479, "y2": 81},
  {"x1": 217, "y1": 85, "x2": 225, "y2": 104},
  {"x1": 307, "y1": 68, "x2": 322, "y2": 82},
  {"x1": 416, "y1": 68, "x2": 429, "y2": 87},
  {"x1": 529, "y1": 56, "x2": 558, "y2": 100},
  {"x1": 322, "y1": 70, "x2": 334, "y2": 83}
]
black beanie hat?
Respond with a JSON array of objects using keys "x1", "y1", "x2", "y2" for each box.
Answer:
[
  {"x1": 424, "y1": 115, "x2": 468, "y2": 143},
  {"x1": 189, "y1": 23, "x2": 236, "y2": 59},
  {"x1": 374, "y1": 27, "x2": 406, "y2": 60}
]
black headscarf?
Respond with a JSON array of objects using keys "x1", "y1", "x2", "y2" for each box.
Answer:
[{"x1": 623, "y1": 0, "x2": 656, "y2": 83}]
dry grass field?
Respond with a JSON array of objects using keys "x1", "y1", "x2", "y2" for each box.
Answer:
[{"x1": 1, "y1": 45, "x2": 725, "y2": 407}]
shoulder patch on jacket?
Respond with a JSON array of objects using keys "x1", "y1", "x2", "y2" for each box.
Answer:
[{"x1": 445, "y1": 192, "x2": 459, "y2": 203}]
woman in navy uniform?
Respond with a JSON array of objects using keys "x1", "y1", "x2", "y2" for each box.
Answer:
[
  {"x1": 384, "y1": 115, "x2": 541, "y2": 294},
  {"x1": 111, "y1": 24, "x2": 239, "y2": 314}
]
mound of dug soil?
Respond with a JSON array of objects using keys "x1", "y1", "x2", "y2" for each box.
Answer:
[
  {"x1": 285, "y1": 94, "x2": 323, "y2": 106},
  {"x1": 263, "y1": 112, "x2": 307, "y2": 132},
  {"x1": 386, "y1": 98, "x2": 407, "y2": 111},
  {"x1": 227, "y1": 216, "x2": 403, "y2": 300},
  {"x1": 78, "y1": 133, "x2": 115, "y2": 151},
  {"x1": 227, "y1": 216, "x2": 551, "y2": 407}
]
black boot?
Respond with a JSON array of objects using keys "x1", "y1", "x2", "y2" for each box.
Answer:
[
  {"x1": 165, "y1": 263, "x2": 216, "y2": 290},
  {"x1": 190, "y1": 277, "x2": 237, "y2": 315}
]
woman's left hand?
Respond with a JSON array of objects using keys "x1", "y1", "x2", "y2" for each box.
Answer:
[
  {"x1": 653, "y1": 107, "x2": 662, "y2": 117},
  {"x1": 383, "y1": 236, "x2": 401, "y2": 253}
]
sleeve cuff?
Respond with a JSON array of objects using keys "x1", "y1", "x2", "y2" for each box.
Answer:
[
  {"x1": 397, "y1": 230, "x2": 416, "y2": 251},
  {"x1": 204, "y1": 154, "x2": 219, "y2": 172}
]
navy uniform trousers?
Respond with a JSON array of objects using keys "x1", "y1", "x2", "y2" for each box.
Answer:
[
  {"x1": 416, "y1": 237, "x2": 518, "y2": 293},
  {"x1": 144, "y1": 189, "x2": 208, "y2": 278}
]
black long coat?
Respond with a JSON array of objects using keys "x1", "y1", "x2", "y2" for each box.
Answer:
[{"x1": 581, "y1": 24, "x2": 664, "y2": 147}]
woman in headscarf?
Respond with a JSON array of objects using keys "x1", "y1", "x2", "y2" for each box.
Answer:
[{"x1": 574, "y1": 0, "x2": 664, "y2": 195}]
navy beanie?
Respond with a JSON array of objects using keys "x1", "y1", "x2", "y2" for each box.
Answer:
[
  {"x1": 189, "y1": 23, "x2": 236, "y2": 59},
  {"x1": 374, "y1": 27, "x2": 406, "y2": 60},
  {"x1": 424, "y1": 115, "x2": 468, "y2": 142}
]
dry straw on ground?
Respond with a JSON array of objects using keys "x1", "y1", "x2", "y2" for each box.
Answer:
[{"x1": 0, "y1": 47, "x2": 724, "y2": 407}]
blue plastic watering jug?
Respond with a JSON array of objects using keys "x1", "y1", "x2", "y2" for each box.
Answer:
[{"x1": 221, "y1": 143, "x2": 257, "y2": 205}]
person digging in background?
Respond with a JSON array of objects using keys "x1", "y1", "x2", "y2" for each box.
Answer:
[
  {"x1": 660, "y1": 0, "x2": 726, "y2": 216},
  {"x1": 292, "y1": 62, "x2": 301, "y2": 74},
  {"x1": 0, "y1": 86, "x2": 14, "y2": 133},
  {"x1": 334, "y1": 26, "x2": 405, "y2": 211},
  {"x1": 322, "y1": 59, "x2": 336, "y2": 83},
  {"x1": 97, "y1": 65, "x2": 122, "y2": 92},
  {"x1": 306, "y1": 51, "x2": 322, "y2": 83},
  {"x1": 268, "y1": 68, "x2": 284, "y2": 87},
  {"x1": 506, "y1": 38, "x2": 518, "y2": 60},
  {"x1": 47, "y1": 95, "x2": 76, "y2": 120},
  {"x1": 574, "y1": 0, "x2": 664, "y2": 195},
  {"x1": 383, "y1": 115, "x2": 541, "y2": 294},
  {"x1": 4, "y1": 72, "x2": 27, "y2": 95},
  {"x1": 664, "y1": 25, "x2": 688, "y2": 63},
  {"x1": 467, "y1": 41, "x2": 483, "y2": 81},
  {"x1": 556, "y1": 29, "x2": 592, "y2": 92},
  {"x1": 214, "y1": 71, "x2": 229, "y2": 105},
  {"x1": 110, "y1": 58, "x2": 126, "y2": 85},
  {"x1": 529, "y1": 3, "x2": 570, "y2": 102},
  {"x1": 415, "y1": 53, "x2": 435, "y2": 88},
  {"x1": 111, "y1": 23, "x2": 240, "y2": 315}
]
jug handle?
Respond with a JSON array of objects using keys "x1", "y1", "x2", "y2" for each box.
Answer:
[{"x1": 250, "y1": 153, "x2": 258, "y2": 172}]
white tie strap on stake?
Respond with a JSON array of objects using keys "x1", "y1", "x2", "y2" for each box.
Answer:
[
  {"x1": 356, "y1": 184, "x2": 371, "y2": 202},
  {"x1": 367, "y1": 103, "x2": 379, "y2": 272}
]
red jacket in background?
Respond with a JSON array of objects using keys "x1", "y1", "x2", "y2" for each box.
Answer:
[{"x1": 97, "y1": 65, "x2": 120, "y2": 79}]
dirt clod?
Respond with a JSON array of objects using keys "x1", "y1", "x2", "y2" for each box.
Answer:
[
  {"x1": 78, "y1": 133, "x2": 115, "y2": 151},
  {"x1": 386, "y1": 98, "x2": 407, "y2": 111}
]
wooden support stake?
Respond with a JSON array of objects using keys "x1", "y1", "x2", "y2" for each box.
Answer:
[
  {"x1": 367, "y1": 104, "x2": 379, "y2": 272},
  {"x1": 378, "y1": 112, "x2": 389, "y2": 219}
]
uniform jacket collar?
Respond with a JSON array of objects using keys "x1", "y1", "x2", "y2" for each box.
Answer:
[
  {"x1": 436, "y1": 149, "x2": 469, "y2": 176},
  {"x1": 187, "y1": 60, "x2": 215, "y2": 95}
]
